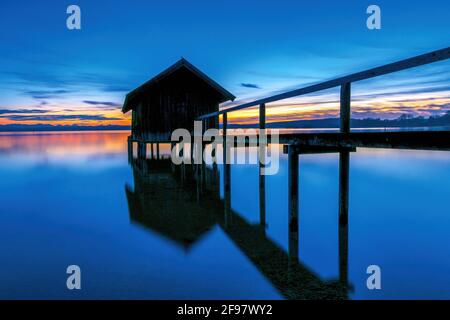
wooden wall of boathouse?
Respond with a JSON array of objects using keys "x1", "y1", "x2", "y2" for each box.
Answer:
[{"x1": 129, "y1": 67, "x2": 224, "y2": 142}]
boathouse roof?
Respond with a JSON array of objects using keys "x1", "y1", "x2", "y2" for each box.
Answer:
[{"x1": 122, "y1": 58, "x2": 235, "y2": 113}]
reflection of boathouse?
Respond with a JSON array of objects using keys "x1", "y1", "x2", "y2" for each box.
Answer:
[
  {"x1": 125, "y1": 153, "x2": 351, "y2": 299},
  {"x1": 125, "y1": 160, "x2": 219, "y2": 249}
]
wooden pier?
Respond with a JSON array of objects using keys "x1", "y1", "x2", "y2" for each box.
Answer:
[
  {"x1": 123, "y1": 47, "x2": 450, "y2": 299},
  {"x1": 125, "y1": 48, "x2": 450, "y2": 158},
  {"x1": 196, "y1": 47, "x2": 450, "y2": 152},
  {"x1": 280, "y1": 131, "x2": 450, "y2": 151}
]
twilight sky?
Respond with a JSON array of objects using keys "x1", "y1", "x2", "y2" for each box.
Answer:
[{"x1": 0, "y1": 0, "x2": 449, "y2": 127}]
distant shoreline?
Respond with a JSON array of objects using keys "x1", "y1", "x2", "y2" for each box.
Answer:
[
  {"x1": 1, "y1": 113, "x2": 449, "y2": 132},
  {"x1": 0, "y1": 125, "x2": 131, "y2": 132},
  {"x1": 227, "y1": 113, "x2": 450, "y2": 129}
]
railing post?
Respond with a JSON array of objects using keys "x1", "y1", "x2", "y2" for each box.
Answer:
[
  {"x1": 259, "y1": 103, "x2": 266, "y2": 130},
  {"x1": 156, "y1": 142, "x2": 160, "y2": 160},
  {"x1": 223, "y1": 113, "x2": 228, "y2": 163},
  {"x1": 223, "y1": 113, "x2": 227, "y2": 137},
  {"x1": 201, "y1": 118, "x2": 206, "y2": 163},
  {"x1": 340, "y1": 82, "x2": 351, "y2": 133},
  {"x1": 137, "y1": 142, "x2": 147, "y2": 159},
  {"x1": 127, "y1": 136, "x2": 133, "y2": 163}
]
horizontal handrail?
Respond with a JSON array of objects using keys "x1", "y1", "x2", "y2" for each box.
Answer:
[{"x1": 197, "y1": 47, "x2": 450, "y2": 120}]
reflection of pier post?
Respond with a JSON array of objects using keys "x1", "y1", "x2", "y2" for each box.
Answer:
[
  {"x1": 288, "y1": 147, "x2": 299, "y2": 261},
  {"x1": 201, "y1": 163, "x2": 206, "y2": 192},
  {"x1": 196, "y1": 162, "x2": 207, "y2": 202},
  {"x1": 223, "y1": 113, "x2": 231, "y2": 227},
  {"x1": 224, "y1": 163, "x2": 231, "y2": 227},
  {"x1": 196, "y1": 163, "x2": 201, "y2": 202},
  {"x1": 259, "y1": 144, "x2": 266, "y2": 230},
  {"x1": 259, "y1": 104, "x2": 266, "y2": 230},
  {"x1": 212, "y1": 163, "x2": 219, "y2": 195},
  {"x1": 338, "y1": 151, "x2": 350, "y2": 285}
]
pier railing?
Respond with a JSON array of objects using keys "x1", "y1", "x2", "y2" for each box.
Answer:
[{"x1": 197, "y1": 47, "x2": 450, "y2": 133}]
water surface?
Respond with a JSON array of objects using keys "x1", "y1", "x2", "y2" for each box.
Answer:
[{"x1": 0, "y1": 131, "x2": 449, "y2": 299}]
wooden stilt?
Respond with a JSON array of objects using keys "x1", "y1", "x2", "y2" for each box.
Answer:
[
  {"x1": 288, "y1": 146, "x2": 299, "y2": 261},
  {"x1": 339, "y1": 150, "x2": 350, "y2": 286}
]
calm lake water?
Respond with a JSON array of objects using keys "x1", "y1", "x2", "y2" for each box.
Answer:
[{"x1": 0, "y1": 131, "x2": 449, "y2": 299}]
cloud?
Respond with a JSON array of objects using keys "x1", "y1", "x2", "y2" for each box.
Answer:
[
  {"x1": 0, "y1": 109, "x2": 50, "y2": 115},
  {"x1": 83, "y1": 100, "x2": 121, "y2": 107},
  {"x1": 101, "y1": 85, "x2": 130, "y2": 93},
  {"x1": 240, "y1": 83, "x2": 261, "y2": 89},
  {"x1": 352, "y1": 85, "x2": 450, "y2": 101},
  {"x1": 0, "y1": 114, "x2": 121, "y2": 121},
  {"x1": 26, "y1": 90, "x2": 71, "y2": 95},
  {"x1": 24, "y1": 89, "x2": 74, "y2": 99},
  {"x1": 1, "y1": 68, "x2": 133, "y2": 97}
]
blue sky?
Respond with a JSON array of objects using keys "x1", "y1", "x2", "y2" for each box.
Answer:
[{"x1": 0, "y1": 0, "x2": 449, "y2": 126}]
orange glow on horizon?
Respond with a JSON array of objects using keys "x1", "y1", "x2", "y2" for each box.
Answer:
[
  {"x1": 223, "y1": 91, "x2": 450, "y2": 125},
  {"x1": 1, "y1": 91, "x2": 449, "y2": 127},
  {"x1": 0, "y1": 107, "x2": 131, "y2": 126}
]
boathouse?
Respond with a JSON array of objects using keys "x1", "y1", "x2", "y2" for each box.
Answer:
[{"x1": 122, "y1": 58, "x2": 235, "y2": 142}]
